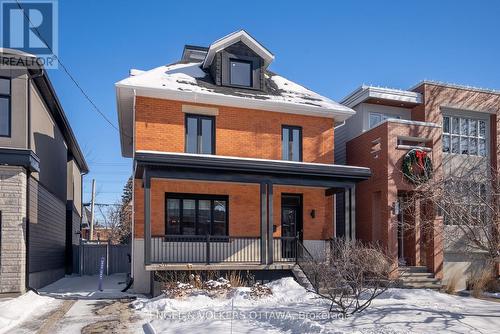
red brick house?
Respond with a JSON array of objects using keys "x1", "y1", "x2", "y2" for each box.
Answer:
[
  {"x1": 116, "y1": 31, "x2": 370, "y2": 294},
  {"x1": 337, "y1": 83, "x2": 500, "y2": 288}
]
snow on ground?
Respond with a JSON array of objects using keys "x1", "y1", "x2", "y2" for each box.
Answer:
[
  {"x1": 134, "y1": 277, "x2": 500, "y2": 334},
  {"x1": 0, "y1": 291, "x2": 61, "y2": 334}
]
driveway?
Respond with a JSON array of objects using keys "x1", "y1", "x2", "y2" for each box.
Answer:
[{"x1": 4, "y1": 274, "x2": 145, "y2": 334}]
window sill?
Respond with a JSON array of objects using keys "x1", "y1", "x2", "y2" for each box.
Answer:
[{"x1": 396, "y1": 145, "x2": 432, "y2": 152}]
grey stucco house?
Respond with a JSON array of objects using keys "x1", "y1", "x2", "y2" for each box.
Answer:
[{"x1": 0, "y1": 49, "x2": 88, "y2": 294}]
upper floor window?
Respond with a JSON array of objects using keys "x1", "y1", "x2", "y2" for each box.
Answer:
[
  {"x1": 442, "y1": 116, "x2": 486, "y2": 156},
  {"x1": 229, "y1": 59, "x2": 252, "y2": 87},
  {"x1": 282, "y1": 125, "x2": 302, "y2": 162},
  {"x1": 0, "y1": 78, "x2": 11, "y2": 137},
  {"x1": 185, "y1": 114, "x2": 215, "y2": 154},
  {"x1": 369, "y1": 112, "x2": 401, "y2": 129}
]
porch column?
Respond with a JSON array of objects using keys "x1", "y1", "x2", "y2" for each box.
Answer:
[
  {"x1": 350, "y1": 185, "x2": 356, "y2": 240},
  {"x1": 344, "y1": 185, "x2": 356, "y2": 240},
  {"x1": 260, "y1": 182, "x2": 267, "y2": 264},
  {"x1": 144, "y1": 171, "x2": 151, "y2": 265},
  {"x1": 267, "y1": 182, "x2": 274, "y2": 264}
]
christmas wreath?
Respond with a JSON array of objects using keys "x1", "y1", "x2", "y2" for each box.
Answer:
[{"x1": 402, "y1": 149, "x2": 432, "y2": 184}]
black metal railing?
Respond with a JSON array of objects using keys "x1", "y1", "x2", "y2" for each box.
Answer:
[
  {"x1": 296, "y1": 240, "x2": 320, "y2": 291},
  {"x1": 150, "y1": 235, "x2": 261, "y2": 264}
]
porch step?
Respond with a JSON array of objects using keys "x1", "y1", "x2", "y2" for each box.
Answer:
[
  {"x1": 291, "y1": 265, "x2": 315, "y2": 291},
  {"x1": 398, "y1": 266, "x2": 442, "y2": 290},
  {"x1": 399, "y1": 266, "x2": 430, "y2": 274}
]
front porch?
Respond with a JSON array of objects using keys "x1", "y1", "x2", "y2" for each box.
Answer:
[{"x1": 135, "y1": 151, "x2": 371, "y2": 270}]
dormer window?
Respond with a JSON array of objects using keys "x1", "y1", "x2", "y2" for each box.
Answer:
[{"x1": 230, "y1": 59, "x2": 252, "y2": 87}]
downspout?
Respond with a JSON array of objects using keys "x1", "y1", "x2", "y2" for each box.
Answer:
[{"x1": 25, "y1": 74, "x2": 31, "y2": 291}]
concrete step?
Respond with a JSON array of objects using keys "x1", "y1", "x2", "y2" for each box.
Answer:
[
  {"x1": 400, "y1": 282, "x2": 443, "y2": 290},
  {"x1": 399, "y1": 272, "x2": 434, "y2": 279},
  {"x1": 400, "y1": 277, "x2": 441, "y2": 283},
  {"x1": 291, "y1": 265, "x2": 314, "y2": 291},
  {"x1": 399, "y1": 266, "x2": 430, "y2": 274}
]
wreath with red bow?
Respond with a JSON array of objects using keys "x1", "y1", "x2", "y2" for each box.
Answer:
[{"x1": 402, "y1": 149, "x2": 432, "y2": 184}]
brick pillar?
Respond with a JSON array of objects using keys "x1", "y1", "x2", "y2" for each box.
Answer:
[
  {"x1": 387, "y1": 191, "x2": 399, "y2": 279},
  {"x1": 403, "y1": 196, "x2": 421, "y2": 266},
  {"x1": 0, "y1": 166, "x2": 27, "y2": 294},
  {"x1": 422, "y1": 200, "x2": 443, "y2": 279}
]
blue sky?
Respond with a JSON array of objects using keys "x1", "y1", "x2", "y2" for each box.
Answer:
[{"x1": 44, "y1": 0, "x2": 500, "y2": 206}]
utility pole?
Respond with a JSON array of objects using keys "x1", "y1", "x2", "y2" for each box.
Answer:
[{"x1": 90, "y1": 179, "x2": 96, "y2": 241}]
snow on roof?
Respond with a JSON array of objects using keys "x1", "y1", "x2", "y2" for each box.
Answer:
[{"x1": 117, "y1": 61, "x2": 354, "y2": 115}]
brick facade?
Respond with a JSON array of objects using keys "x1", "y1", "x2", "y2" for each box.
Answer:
[
  {"x1": 135, "y1": 97, "x2": 335, "y2": 163},
  {"x1": 134, "y1": 179, "x2": 334, "y2": 240}
]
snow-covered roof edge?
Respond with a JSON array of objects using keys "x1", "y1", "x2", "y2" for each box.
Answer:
[{"x1": 341, "y1": 85, "x2": 422, "y2": 108}]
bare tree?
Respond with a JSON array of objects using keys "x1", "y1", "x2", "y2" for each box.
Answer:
[
  {"x1": 402, "y1": 154, "x2": 500, "y2": 271},
  {"x1": 305, "y1": 239, "x2": 396, "y2": 317}
]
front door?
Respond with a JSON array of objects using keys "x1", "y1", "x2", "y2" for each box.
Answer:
[{"x1": 281, "y1": 195, "x2": 303, "y2": 259}]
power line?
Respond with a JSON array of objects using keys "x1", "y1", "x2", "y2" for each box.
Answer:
[{"x1": 14, "y1": 0, "x2": 131, "y2": 138}]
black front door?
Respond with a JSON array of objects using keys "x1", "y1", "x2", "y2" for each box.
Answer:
[{"x1": 281, "y1": 195, "x2": 303, "y2": 259}]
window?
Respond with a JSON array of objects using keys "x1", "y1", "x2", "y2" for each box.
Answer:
[
  {"x1": 185, "y1": 114, "x2": 215, "y2": 154},
  {"x1": 0, "y1": 77, "x2": 11, "y2": 137},
  {"x1": 165, "y1": 194, "x2": 228, "y2": 236},
  {"x1": 369, "y1": 112, "x2": 401, "y2": 129},
  {"x1": 282, "y1": 125, "x2": 302, "y2": 162},
  {"x1": 229, "y1": 59, "x2": 252, "y2": 87},
  {"x1": 442, "y1": 116, "x2": 487, "y2": 157},
  {"x1": 443, "y1": 180, "x2": 487, "y2": 225}
]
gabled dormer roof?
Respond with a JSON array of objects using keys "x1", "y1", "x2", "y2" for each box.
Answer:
[{"x1": 202, "y1": 30, "x2": 274, "y2": 69}]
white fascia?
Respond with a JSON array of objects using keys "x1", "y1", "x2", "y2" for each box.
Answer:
[{"x1": 202, "y1": 30, "x2": 275, "y2": 69}]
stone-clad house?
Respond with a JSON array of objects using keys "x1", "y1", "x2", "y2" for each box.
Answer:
[
  {"x1": 116, "y1": 30, "x2": 371, "y2": 294},
  {"x1": 336, "y1": 82, "x2": 500, "y2": 289},
  {"x1": 0, "y1": 49, "x2": 88, "y2": 294}
]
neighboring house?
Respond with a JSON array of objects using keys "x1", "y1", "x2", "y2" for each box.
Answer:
[
  {"x1": 0, "y1": 49, "x2": 89, "y2": 294},
  {"x1": 80, "y1": 207, "x2": 111, "y2": 242},
  {"x1": 336, "y1": 82, "x2": 500, "y2": 289},
  {"x1": 116, "y1": 30, "x2": 371, "y2": 294}
]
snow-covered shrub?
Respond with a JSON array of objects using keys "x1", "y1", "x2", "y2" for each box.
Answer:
[
  {"x1": 203, "y1": 277, "x2": 231, "y2": 291},
  {"x1": 162, "y1": 281, "x2": 194, "y2": 298},
  {"x1": 249, "y1": 282, "x2": 273, "y2": 299}
]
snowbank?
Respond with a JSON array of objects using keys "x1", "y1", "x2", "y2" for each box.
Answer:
[
  {"x1": 133, "y1": 277, "x2": 500, "y2": 334},
  {"x1": 0, "y1": 291, "x2": 60, "y2": 334}
]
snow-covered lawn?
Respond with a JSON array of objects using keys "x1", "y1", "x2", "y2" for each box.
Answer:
[
  {"x1": 134, "y1": 277, "x2": 500, "y2": 334},
  {"x1": 2, "y1": 275, "x2": 498, "y2": 333}
]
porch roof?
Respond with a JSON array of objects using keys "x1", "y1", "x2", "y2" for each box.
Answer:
[{"x1": 134, "y1": 150, "x2": 371, "y2": 187}]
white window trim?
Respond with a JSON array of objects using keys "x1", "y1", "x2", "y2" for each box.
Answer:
[{"x1": 442, "y1": 114, "x2": 489, "y2": 158}]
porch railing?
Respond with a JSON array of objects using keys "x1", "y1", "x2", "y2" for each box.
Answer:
[
  {"x1": 273, "y1": 236, "x2": 298, "y2": 262},
  {"x1": 150, "y1": 235, "x2": 261, "y2": 264}
]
